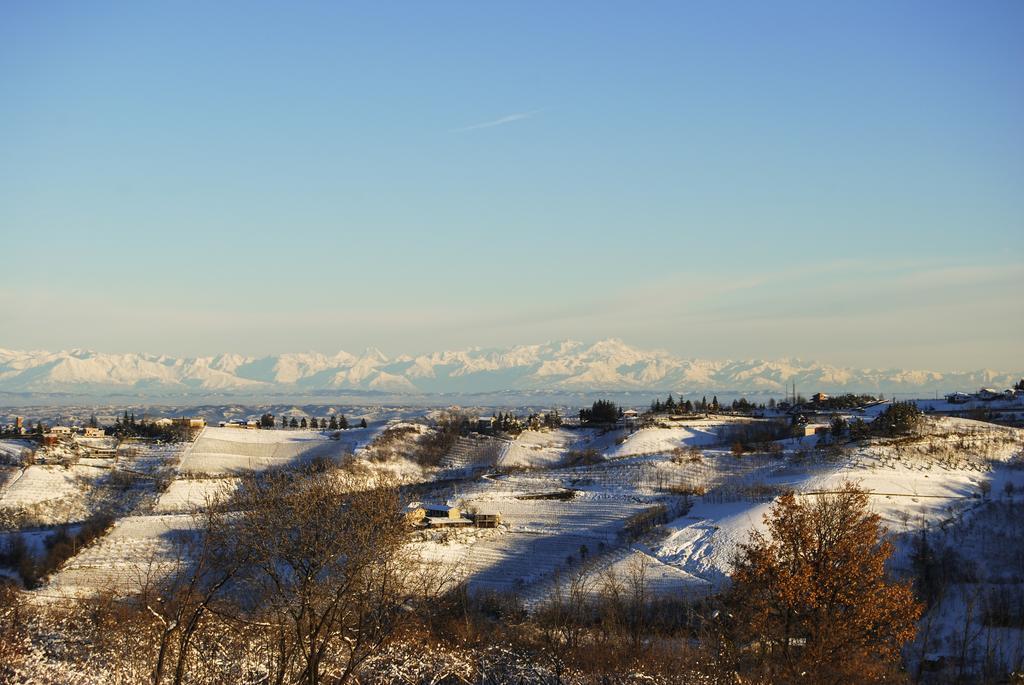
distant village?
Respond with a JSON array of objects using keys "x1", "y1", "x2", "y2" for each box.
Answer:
[
  {"x1": 942, "y1": 386, "x2": 1024, "y2": 404},
  {"x1": 0, "y1": 410, "x2": 371, "y2": 444},
  {"x1": 3, "y1": 379, "x2": 1022, "y2": 445},
  {"x1": 0, "y1": 415, "x2": 207, "y2": 445}
]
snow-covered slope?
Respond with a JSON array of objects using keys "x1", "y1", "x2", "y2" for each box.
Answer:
[{"x1": 0, "y1": 341, "x2": 1018, "y2": 397}]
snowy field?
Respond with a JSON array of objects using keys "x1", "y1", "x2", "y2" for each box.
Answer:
[
  {"x1": 0, "y1": 464, "x2": 107, "y2": 509},
  {"x1": 44, "y1": 513, "x2": 196, "y2": 598},
  {"x1": 0, "y1": 440, "x2": 187, "y2": 530},
  {"x1": 645, "y1": 499, "x2": 776, "y2": 591},
  {"x1": 498, "y1": 428, "x2": 591, "y2": 469},
  {"x1": 520, "y1": 416, "x2": 1023, "y2": 607},
  {"x1": 411, "y1": 496, "x2": 656, "y2": 595},
  {"x1": 0, "y1": 439, "x2": 34, "y2": 462},
  {"x1": 178, "y1": 426, "x2": 371, "y2": 475},
  {"x1": 153, "y1": 478, "x2": 239, "y2": 513},
  {"x1": 73, "y1": 436, "x2": 118, "y2": 451},
  {"x1": 604, "y1": 422, "x2": 726, "y2": 459}
]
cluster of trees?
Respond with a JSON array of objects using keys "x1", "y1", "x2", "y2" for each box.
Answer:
[
  {"x1": 655, "y1": 396, "x2": 891, "y2": 415},
  {"x1": 727, "y1": 397, "x2": 761, "y2": 413},
  {"x1": 142, "y1": 467, "x2": 426, "y2": 685},
  {"x1": 0, "y1": 477, "x2": 927, "y2": 684},
  {"x1": 415, "y1": 410, "x2": 469, "y2": 466},
  {"x1": 525, "y1": 409, "x2": 563, "y2": 430},
  {"x1": 824, "y1": 402, "x2": 923, "y2": 444},
  {"x1": 579, "y1": 399, "x2": 621, "y2": 424},
  {"x1": 649, "y1": 394, "x2": 756, "y2": 414},
  {"x1": 268, "y1": 414, "x2": 367, "y2": 430},
  {"x1": 871, "y1": 402, "x2": 924, "y2": 438},
  {"x1": 110, "y1": 412, "x2": 192, "y2": 441},
  {"x1": 1, "y1": 515, "x2": 114, "y2": 589},
  {"x1": 717, "y1": 420, "x2": 792, "y2": 453},
  {"x1": 813, "y1": 393, "x2": 880, "y2": 409},
  {"x1": 7, "y1": 410, "x2": 373, "y2": 441},
  {"x1": 649, "y1": 394, "x2": 685, "y2": 413},
  {"x1": 0, "y1": 465, "x2": 440, "y2": 685},
  {"x1": 0, "y1": 421, "x2": 44, "y2": 438},
  {"x1": 490, "y1": 412, "x2": 524, "y2": 435},
  {"x1": 485, "y1": 410, "x2": 564, "y2": 435},
  {"x1": 830, "y1": 414, "x2": 850, "y2": 439}
]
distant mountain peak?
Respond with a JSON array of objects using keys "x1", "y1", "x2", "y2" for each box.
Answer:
[{"x1": 0, "y1": 342, "x2": 1018, "y2": 398}]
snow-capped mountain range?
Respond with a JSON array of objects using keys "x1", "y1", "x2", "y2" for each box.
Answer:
[{"x1": 0, "y1": 340, "x2": 1018, "y2": 398}]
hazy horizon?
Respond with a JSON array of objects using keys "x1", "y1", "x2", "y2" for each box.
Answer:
[
  {"x1": 2, "y1": 2, "x2": 1022, "y2": 369},
  {"x1": 1, "y1": 338, "x2": 1021, "y2": 375}
]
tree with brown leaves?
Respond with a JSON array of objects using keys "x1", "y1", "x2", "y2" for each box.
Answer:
[{"x1": 723, "y1": 482, "x2": 921, "y2": 684}]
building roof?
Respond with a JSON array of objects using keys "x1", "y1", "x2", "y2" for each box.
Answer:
[{"x1": 424, "y1": 516, "x2": 473, "y2": 526}]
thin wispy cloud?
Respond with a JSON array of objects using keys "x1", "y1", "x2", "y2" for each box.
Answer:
[{"x1": 451, "y1": 109, "x2": 543, "y2": 132}]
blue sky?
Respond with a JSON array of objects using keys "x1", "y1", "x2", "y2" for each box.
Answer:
[{"x1": 1, "y1": 1, "x2": 1021, "y2": 369}]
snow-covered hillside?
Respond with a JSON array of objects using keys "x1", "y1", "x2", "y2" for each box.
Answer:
[{"x1": 1, "y1": 340, "x2": 1019, "y2": 397}]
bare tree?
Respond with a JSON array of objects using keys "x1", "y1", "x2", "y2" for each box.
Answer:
[
  {"x1": 227, "y1": 467, "x2": 413, "y2": 685},
  {"x1": 140, "y1": 495, "x2": 248, "y2": 685},
  {"x1": 625, "y1": 554, "x2": 651, "y2": 651},
  {"x1": 538, "y1": 562, "x2": 596, "y2": 652}
]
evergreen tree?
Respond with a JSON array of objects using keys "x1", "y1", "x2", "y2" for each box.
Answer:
[
  {"x1": 711, "y1": 395, "x2": 719, "y2": 410},
  {"x1": 328, "y1": 416, "x2": 338, "y2": 430},
  {"x1": 300, "y1": 417, "x2": 307, "y2": 429},
  {"x1": 582, "y1": 399, "x2": 619, "y2": 424},
  {"x1": 89, "y1": 414, "x2": 98, "y2": 428},
  {"x1": 544, "y1": 409, "x2": 562, "y2": 428},
  {"x1": 338, "y1": 414, "x2": 348, "y2": 429},
  {"x1": 830, "y1": 414, "x2": 848, "y2": 438},
  {"x1": 665, "y1": 394, "x2": 676, "y2": 411},
  {"x1": 909, "y1": 529, "x2": 940, "y2": 606},
  {"x1": 289, "y1": 417, "x2": 298, "y2": 428},
  {"x1": 700, "y1": 396, "x2": 707, "y2": 411},
  {"x1": 359, "y1": 418, "x2": 367, "y2": 428},
  {"x1": 874, "y1": 402, "x2": 922, "y2": 437},
  {"x1": 124, "y1": 410, "x2": 130, "y2": 425}
]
